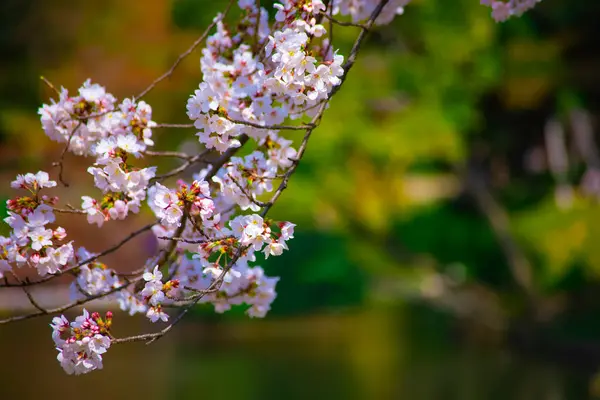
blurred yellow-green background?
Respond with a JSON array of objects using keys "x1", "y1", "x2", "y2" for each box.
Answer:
[{"x1": 2, "y1": 0, "x2": 600, "y2": 398}]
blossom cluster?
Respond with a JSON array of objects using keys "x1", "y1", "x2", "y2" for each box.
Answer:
[
  {"x1": 177, "y1": 257, "x2": 279, "y2": 317},
  {"x1": 39, "y1": 79, "x2": 158, "y2": 226},
  {"x1": 230, "y1": 215, "x2": 296, "y2": 258},
  {"x1": 0, "y1": 172, "x2": 74, "y2": 277},
  {"x1": 213, "y1": 150, "x2": 281, "y2": 212},
  {"x1": 39, "y1": 80, "x2": 155, "y2": 156},
  {"x1": 141, "y1": 266, "x2": 181, "y2": 322},
  {"x1": 51, "y1": 310, "x2": 112, "y2": 375},
  {"x1": 480, "y1": 0, "x2": 543, "y2": 22},
  {"x1": 149, "y1": 179, "x2": 215, "y2": 227},
  {"x1": 82, "y1": 143, "x2": 157, "y2": 227},
  {"x1": 186, "y1": 0, "x2": 344, "y2": 155},
  {"x1": 146, "y1": 171, "x2": 293, "y2": 316}
]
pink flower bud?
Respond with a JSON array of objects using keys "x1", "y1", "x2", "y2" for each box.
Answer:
[
  {"x1": 30, "y1": 252, "x2": 40, "y2": 264},
  {"x1": 54, "y1": 227, "x2": 67, "y2": 240}
]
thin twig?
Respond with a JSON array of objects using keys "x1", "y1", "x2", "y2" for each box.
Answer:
[
  {"x1": 259, "y1": 0, "x2": 389, "y2": 217},
  {"x1": 330, "y1": 0, "x2": 389, "y2": 98},
  {"x1": 40, "y1": 76, "x2": 61, "y2": 96},
  {"x1": 152, "y1": 150, "x2": 211, "y2": 182},
  {"x1": 134, "y1": 0, "x2": 237, "y2": 100},
  {"x1": 143, "y1": 150, "x2": 194, "y2": 160},
  {"x1": 205, "y1": 135, "x2": 250, "y2": 181},
  {"x1": 0, "y1": 278, "x2": 141, "y2": 324},
  {"x1": 52, "y1": 121, "x2": 82, "y2": 187},
  {"x1": 112, "y1": 245, "x2": 247, "y2": 345},
  {"x1": 319, "y1": 11, "x2": 369, "y2": 30},
  {"x1": 72, "y1": 110, "x2": 112, "y2": 121},
  {"x1": 156, "y1": 211, "x2": 189, "y2": 271},
  {"x1": 158, "y1": 235, "x2": 235, "y2": 244},
  {"x1": 111, "y1": 139, "x2": 254, "y2": 344},
  {"x1": 224, "y1": 115, "x2": 315, "y2": 131},
  {"x1": 253, "y1": 0, "x2": 261, "y2": 51},
  {"x1": 227, "y1": 172, "x2": 269, "y2": 207},
  {"x1": 53, "y1": 207, "x2": 86, "y2": 215},
  {"x1": 22, "y1": 286, "x2": 48, "y2": 314},
  {"x1": 260, "y1": 101, "x2": 327, "y2": 217},
  {"x1": 155, "y1": 123, "x2": 195, "y2": 129},
  {"x1": 325, "y1": 1, "x2": 335, "y2": 56},
  {"x1": 0, "y1": 222, "x2": 157, "y2": 288}
]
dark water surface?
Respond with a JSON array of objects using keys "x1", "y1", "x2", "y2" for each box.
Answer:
[{"x1": 0, "y1": 305, "x2": 593, "y2": 399}]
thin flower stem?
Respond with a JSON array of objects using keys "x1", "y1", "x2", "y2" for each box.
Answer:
[
  {"x1": 143, "y1": 150, "x2": 194, "y2": 160},
  {"x1": 52, "y1": 121, "x2": 82, "y2": 187},
  {"x1": 224, "y1": 115, "x2": 315, "y2": 131},
  {"x1": 134, "y1": 0, "x2": 237, "y2": 100},
  {"x1": 154, "y1": 123, "x2": 195, "y2": 129}
]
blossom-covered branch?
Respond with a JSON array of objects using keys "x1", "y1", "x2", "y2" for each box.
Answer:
[{"x1": 0, "y1": 0, "x2": 543, "y2": 376}]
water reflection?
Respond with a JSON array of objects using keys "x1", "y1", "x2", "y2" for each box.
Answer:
[{"x1": 0, "y1": 305, "x2": 592, "y2": 399}]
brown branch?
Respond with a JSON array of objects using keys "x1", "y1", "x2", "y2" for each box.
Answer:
[
  {"x1": 53, "y1": 207, "x2": 86, "y2": 215},
  {"x1": 22, "y1": 286, "x2": 48, "y2": 314},
  {"x1": 150, "y1": 135, "x2": 252, "y2": 279},
  {"x1": 295, "y1": 99, "x2": 328, "y2": 115},
  {"x1": 224, "y1": 115, "x2": 315, "y2": 131},
  {"x1": 330, "y1": 0, "x2": 389, "y2": 98},
  {"x1": 155, "y1": 123, "x2": 195, "y2": 129},
  {"x1": 52, "y1": 121, "x2": 82, "y2": 187},
  {"x1": 260, "y1": 102, "x2": 327, "y2": 217},
  {"x1": 253, "y1": 0, "x2": 261, "y2": 50},
  {"x1": 155, "y1": 211, "x2": 189, "y2": 273},
  {"x1": 0, "y1": 276, "x2": 141, "y2": 324},
  {"x1": 151, "y1": 134, "x2": 251, "y2": 280},
  {"x1": 259, "y1": 0, "x2": 389, "y2": 217},
  {"x1": 158, "y1": 235, "x2": 235, "y2": 244},
  {"x1": 143, "y1": 150, "x2": 194, "y2": 160},
  {"x1": 0, "y1": 221, "x2": 157, "y2": 288},
  {"x1": 227, "y1": 172, "x2": 269, "y2": 207},
  {"x1": 112, "y1": 244, "x2": 247, "y2": 345},
  {"x1": 111, "y1": 139, "x2": 255, "y2": 344},
  {"x1": 61, "y1": 220, "x2": 157, "y2": 275},
  {"x1": 319, "y1": 11, "x2": 369, "y2": 30},
  {"x1": 72, "y1": 110, "x2": 113, "y2": 121},
  {"x1": 205, "y1": 135, "x2": 251, "y2": 181},
  {"x1": 325, "y1": 1, "x2": 335, "y2": 57},
  {"x1": 152, "y1": 149, "x2": 211, "y2": 182},
  {"x1": 111, "y1": 304, "x2": 188, "y2": 345},
  {"x1": 134, "y1": 0, "x2": 236, "y2": 100}
]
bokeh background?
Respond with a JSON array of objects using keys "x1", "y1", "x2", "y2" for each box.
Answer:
[{"x1": 1, "y1": 0, "x2": 600, "y2": 398}]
